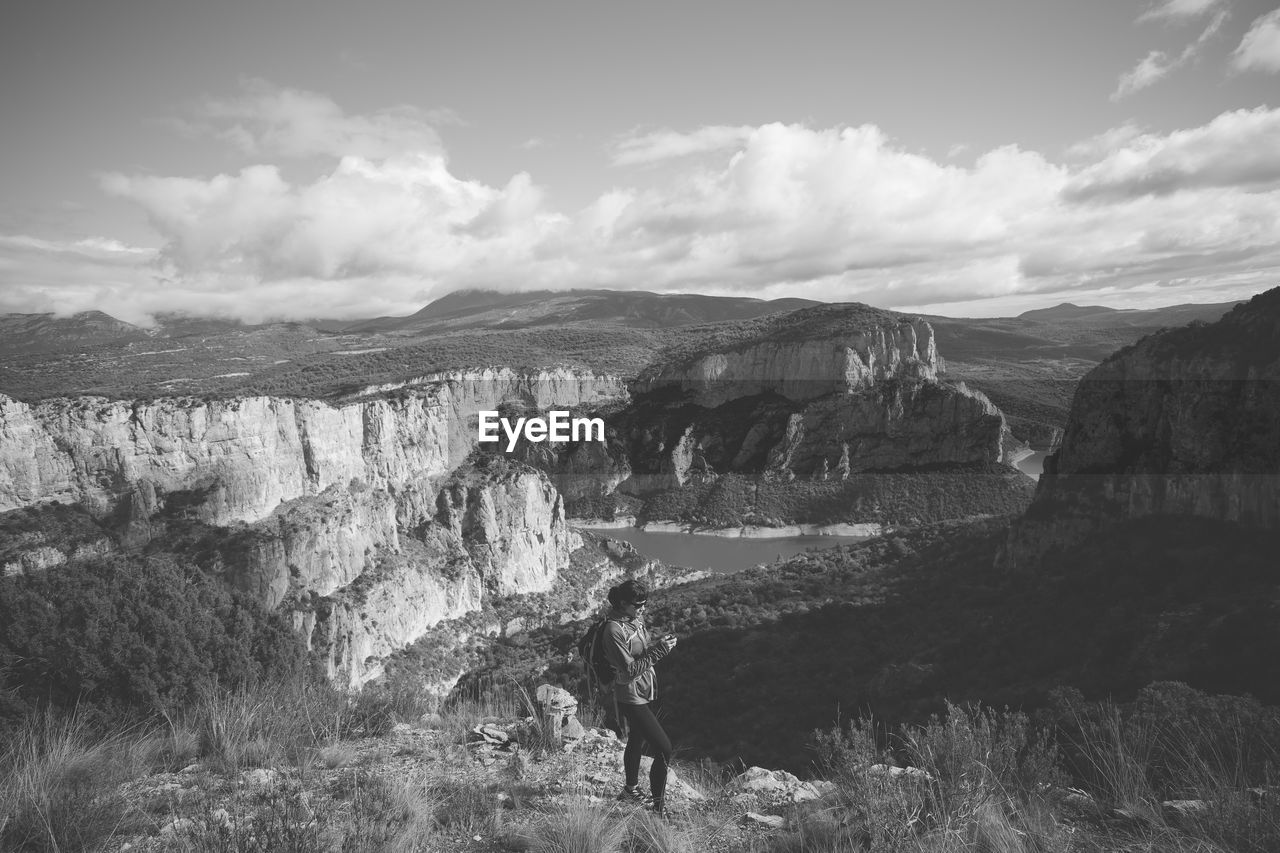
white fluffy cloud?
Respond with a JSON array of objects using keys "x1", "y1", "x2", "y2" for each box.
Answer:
[
  {"x1": 1233, "y1": 9, "x2": 1280, "y2": 72},
  {"x1": 1065, "y1": 107, "x2": 1280, "y2": 199},
  {"x1": 8, "y1": 97, "x2": 1280, "y2": 320},
  {"x1": 99, "y1": 153, "x2": 568, "y2": 305}
]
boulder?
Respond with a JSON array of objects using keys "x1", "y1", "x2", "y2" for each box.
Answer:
[
  {"x1": 745, "y1": 812, "x2": 787, "y2": 829},
  {"x1": 471, "y1": 724, "x2": 510, "y2": 745},
  {"x1": 536, "y1": 684, "x2": 578, "y2": 715},
  {"x1": 733, "y1": 766, "x2": 824, "y2": 802}
]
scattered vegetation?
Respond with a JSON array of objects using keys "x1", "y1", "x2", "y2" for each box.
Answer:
[
  {"x1": 3, "y1": 678, "x2": 1278, "y2": 852},
  {"x1": 635, "y1": 466, "x2": 1033, "y2": 528}
]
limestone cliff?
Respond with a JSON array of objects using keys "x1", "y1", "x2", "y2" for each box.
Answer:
[
  {"x1": 289, "y1": 458, "x2": 580, "y2": 688},
  {"x1": 637, "y1": 317, "x2": 937, "y2": 407},
  {"x1": 0, "y1": 369, "x2": 624, "y2": 526},
  {"x1": 1001, "y1": 288, "x2": 1280, "y2": 570},
  {"x1": 0, "y1": 370, "x2": 621, "y2": 684},
  {"x1": 517, "y1": 310, "x2": 1008, "y2": 510}
]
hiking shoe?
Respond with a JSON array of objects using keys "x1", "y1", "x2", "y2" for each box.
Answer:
[{"x1": 617, "y1": 786, "x2": 650, "y2": 805}]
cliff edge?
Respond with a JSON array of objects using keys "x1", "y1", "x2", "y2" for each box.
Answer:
[{"x1": 1001, "y1": 287, "x2": 1280, "y2": 569}]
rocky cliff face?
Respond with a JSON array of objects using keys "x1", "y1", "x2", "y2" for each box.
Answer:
[
  {"x1": 0, "y1": 369, "x2": 619, "y2": 685},
  {"x1": 289, "y1": 458, "x2": 579, "y2": 688},
  {"x1": 605, "y1": 378, "x2": 1008, "y2": 497},
  {"x1": 1001, "y1": 288, "x2": 1280, "y2": 569},
  {"x1": 637, "y1": 318, "x2": 938, "y2": 407},
  {"x1": 521, "y1": 315, "x2": 1006, "y2": 504},
  {"x1": 0, "y1": 369, "x2": 624, "y2": 525}
]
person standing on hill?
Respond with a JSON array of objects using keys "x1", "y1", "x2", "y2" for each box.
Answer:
[{"x1": 603, "y1": 579, "x2": 678, "y2": 815}]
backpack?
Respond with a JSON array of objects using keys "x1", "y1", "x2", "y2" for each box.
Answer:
[{"x1": 576, "y1": 618, "x2": 617, "y2": 693}]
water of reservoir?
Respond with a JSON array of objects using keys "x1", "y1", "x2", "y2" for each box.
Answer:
[
  {"x1": 1015, "y1": 450, "x2": 1049, "y2": 480},
  {"x1": 589, "y1": 527, "x2": 869, "y2": 574},
  {"x1": 588, "y1": 451, "x2": 1052, "y2": 573}
]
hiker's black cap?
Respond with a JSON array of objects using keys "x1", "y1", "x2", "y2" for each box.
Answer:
[{"x1": 608, "y1": 579, "x2": 649, "y2": 607}]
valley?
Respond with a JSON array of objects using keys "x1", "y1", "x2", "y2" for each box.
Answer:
[{"x1": 1, "y1": 286, "x2": 1275, "y2": 789}]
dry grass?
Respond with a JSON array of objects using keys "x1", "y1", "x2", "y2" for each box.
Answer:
[
  {"x1": 510, "y1": 799, "x2": 631, "y2": 853},
  {"x1": 0, "y1": 711, "x2": 153, "y2": 852},
  {"x1": 5, "y1": 681, "x2": 1280, "y2": 853}
]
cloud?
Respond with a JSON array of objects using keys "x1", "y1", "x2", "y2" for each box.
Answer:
[
  {"x1": 1113, "y1": 50, "x2": 1180, "y2": 99},
  {"x1": 611, "y1": 126, "x2": 755, "y2": 165},
  {"x1": 1137, "y1": 0, "x2": 1222, "y2": 23},
  {"x1": 1064, "y1": 107, "x2": 1280, "y2": 200},
  {"x1": 192, "y1": 77, "x2": 445, "y2": 160},
  {"x1": 1232, "y1": 9, "x2": 1280, "y2": 72},
  {"x1": 101, "y1": 154, "x2": 565, "y2": 283},
  {"x1": 1112, "y1": 10, "x2": 1228, "y2": 99},
  {"x1": 8, "y1": 103, "x2": 1280, "y2": 322},
  {"x1": 0, "y1": 234, "x2": 163, "y2": 324},
  {"x1": 1066, "y1": 123, "x2": 1146, "y2": 161}
]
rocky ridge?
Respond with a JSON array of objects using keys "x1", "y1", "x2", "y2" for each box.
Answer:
[
  {"x1": 1001, "y1": 287, "x2": 1280, "y2": 569},
  {"x1": 524, "y1": 314, "x2": 1011, "y2": 509},
  {"x1": 636, "y1": 317, "x2": 938, "y2": 406},
  {"x1": 104, "y1": 704, "x2": 843, "y2": 853},
  {"x1": 0, "y1": 370, "x2": 623, "y2": 686}
]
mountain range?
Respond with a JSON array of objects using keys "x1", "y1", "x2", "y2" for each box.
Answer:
[
  {"x1": 0, "y1": 290, "x2": 1242, "y2": 452},
  {"x1": 1, "y1": 285, "x2": 1274, "y2": 776}
]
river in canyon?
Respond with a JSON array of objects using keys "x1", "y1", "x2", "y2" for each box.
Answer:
[{"x1": 581, "y1": 451, "x2": 1051, "y2": 573}]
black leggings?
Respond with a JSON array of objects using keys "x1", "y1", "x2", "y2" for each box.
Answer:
[{"x1": 620, "y1": 702, "x2": 672, "y2": 802}]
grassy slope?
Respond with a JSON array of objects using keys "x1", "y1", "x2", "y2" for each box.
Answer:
[{"x1": 458, "y1": 515, "x2": 1280, "y2": 772}]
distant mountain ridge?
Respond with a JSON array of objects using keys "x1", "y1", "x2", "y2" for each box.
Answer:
[
  {"x1": 1017, "y1": 300, "x2": 1241, "y2": 327},
  {"x1": 0, "y1": 289, "x2": 1251, "y2": 413},
  {"x1": 0, "y1": 310, "x2": 149, "y2": 353},
  {"x1": 344, "y1": 288, "x2": 822, "y2": 334}
]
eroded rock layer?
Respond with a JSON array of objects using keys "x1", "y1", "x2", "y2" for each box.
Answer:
[
  {"x1": 0, "y1": 370, "x2": 619, "y2": 685},
  {"x1": 637, "y1": 318, "x2": 938, "y2": 407}
]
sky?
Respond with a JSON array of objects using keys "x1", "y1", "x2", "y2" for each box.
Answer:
[{"x1": 2, "y1": 0, "x2": 1279, "y2": 323}]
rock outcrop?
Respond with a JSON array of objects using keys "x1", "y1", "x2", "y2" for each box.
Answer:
[
  {"x1": 637, "y1": 317, "x2": 937, "y2": 407},
  {"x1": 0, "y1": 369, "x2": 625, "y2": 526},
  {"x1": 0, "y1": 370, "x2": 621, "y2": 685},
  {"x1": 292, "y1": 459, "x2": 579, "y2": 687},
  {"x1": 517, "y1": 310, "x2": 1008, "y2": 506},
  {"x1": 1001, "y1": 288, "x2": 1280, "y2": 569}
]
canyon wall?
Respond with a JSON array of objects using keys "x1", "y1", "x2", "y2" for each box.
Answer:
[
  {"x1": 636, "y1": 319, "x2": 938, "y2": 407},
  {"x1": 0, "y1": 368, "x2": 625, "y2": 525},
  {"x1": 536, "y1": 315, "x2": 1008, "y2": 501},
  {"x1": 1001, "y1": 288, "x2": 1280, "y2": 569},
  {"x1": 0, "y1": 369, "x2": 620, "y2": 685}
]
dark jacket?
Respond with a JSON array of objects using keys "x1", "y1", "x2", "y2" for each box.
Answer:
[{"x1": 602, "y1": 608, "x2": 670, "y2": 705}]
